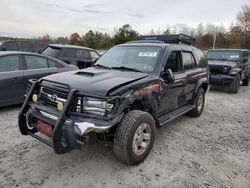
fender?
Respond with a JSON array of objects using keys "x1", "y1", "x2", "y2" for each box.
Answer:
[
  {"x1": 193, "y1": 77, "x2": 209, "y2": 100},
  {"x1": 117, "y1": 89, "x2": 159, "y2": 119}
]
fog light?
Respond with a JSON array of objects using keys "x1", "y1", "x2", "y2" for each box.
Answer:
[
  {"x1": 32, "y1": 94, "x2": 38, "y2": 103},
  {"x1": 57, "y1": 102, "x2": 64, "y2": 111}
]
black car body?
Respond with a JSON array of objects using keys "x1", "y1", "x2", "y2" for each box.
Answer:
[
  {"x1": 42, "y1": 44, "x2": 100, "y2": 69},
  {"x1": 0, "y1": 40, "x2": 48, "y2": 53},
  {"x1": 0, "y1": 51, "x2": 78, "y2": 107},
  {"x1": 206, "y1": 49, "x2": 250, "y2": 93},
  {"x1": 19, "y1": 34, "x2": 209, "y2": 165}
]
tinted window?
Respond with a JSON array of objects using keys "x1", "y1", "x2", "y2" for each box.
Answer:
[
  {"x1": 1, "y1": 42, "x2": 18, "y2": 51},
  {"x1": 194, "y1": 49, "x2": 207, "y2": 66},
  {"x1": 90, "y1": 51, "x2": 100, "y2": 60},
  {"x1": 25, "y1": 56, "x2": 48, "y2": 70},
  {"x1": 20, "y1": 42, "x2": 33, "y2": 52},
  {"x1": 60, "y1": 48, "x2": 77, "y2": 57},
  {"x1": 182, "y1": 52, "x2": 196, "y2": 70},
  {"x1": 165, "y1": 51, "x2": 183, "y2": 72},
  {"x1": 0, "y1": 55, "x2": 20, "y2": 72},
  {"x1": 77, "y1": 49, "x2": 90, "y2": 59},
  {"x1": 48, "y1": 59, "x2": 58, "y2": 68},
  {"x1": 42, "y1": 46, "x2": 61, "y2": 57}
]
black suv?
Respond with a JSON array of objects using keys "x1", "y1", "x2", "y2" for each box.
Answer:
[
  {"x1": 206, "y1": 49, "x2": 250, "y2": 93},
  {"x1": 42, "y1": 44, "x2": 100, "y2": 69},
  {"x1": 19, "y1": 34, "x2": 209, "y2": 165}
]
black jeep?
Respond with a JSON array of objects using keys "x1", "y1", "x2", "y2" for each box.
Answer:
[
  {"x1": 206, "y1": 49, "x2": 250, "y2": 93},
  {"x1": 19, "y1": 34, "x2": 209, "y2": 165}
]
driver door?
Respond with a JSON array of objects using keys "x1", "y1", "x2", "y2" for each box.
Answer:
[{"x1": 158, "y1": 51, "x2": 187, "y2": 116}]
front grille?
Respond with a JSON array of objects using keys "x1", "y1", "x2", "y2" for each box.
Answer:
[
  {"x1": 40, "y1": 86, "x2": 69, "y2": 107},
  {"x1": 209, "y1": 65, "x2": 227, "y2": 75}
]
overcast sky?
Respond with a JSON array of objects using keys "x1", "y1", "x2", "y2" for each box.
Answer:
[{"x1": 0, "y1": 0, "x2": 249, "y2": 38}]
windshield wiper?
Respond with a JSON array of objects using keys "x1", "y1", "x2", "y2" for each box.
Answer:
[
  {"x1": 111, "y1": 66, "x2": 142, "y2": 72},
  {"x1": 94, "y1": 64, "x2": 111, "y2": 69}
]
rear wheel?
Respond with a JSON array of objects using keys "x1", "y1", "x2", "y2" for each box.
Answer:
[
  {"x1": 242, "y1": 77, "x2": 249, "y2": 86},
  {"x1": 229, "y1": 74, "x2": 240, "y2": 94},
  {"x1": 113, "y1": 110, "x2": 156, "y2": 165},
  {"x1": 187, "y1": 88, "x2": 205, "y2": 117}
]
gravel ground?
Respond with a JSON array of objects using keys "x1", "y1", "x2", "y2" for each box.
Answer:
[{"x1": 0, "y1": 86, "x2": 249, "y2": 188}]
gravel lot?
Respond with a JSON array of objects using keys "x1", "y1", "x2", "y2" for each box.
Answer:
[{"x1": 0, "y1": 86, "x2": 249, "y2": 188}]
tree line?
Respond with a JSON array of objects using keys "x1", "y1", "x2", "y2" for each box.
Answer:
[{"x1": 2, "y1": 5, "x2": 250, "y2": 51}]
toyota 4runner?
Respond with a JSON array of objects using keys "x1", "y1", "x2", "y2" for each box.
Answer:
[{"x1": 19, "y1": 34, "x2": 209, "y2": 165}]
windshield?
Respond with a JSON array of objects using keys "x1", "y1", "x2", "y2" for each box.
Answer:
[
  {"x1": 95, "y1": 46, "x2": 162, "y2": 73},
  {"x1": 42, "y1": 46, "x2": 61, "y2": 57},
  {"x1": 206, "y1": 50, "x2": 240, "y2": 62}
]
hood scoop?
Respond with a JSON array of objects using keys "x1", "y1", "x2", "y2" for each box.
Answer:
[{"x1": 75, "y1": 71, "x2": 95, "y2": 76}]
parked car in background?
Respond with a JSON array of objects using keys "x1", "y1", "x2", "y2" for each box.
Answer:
[
  {"x1": 0, "y1": 40, "x2": 48, "y2": 53},
  {"x1": 206, "y1": 49, "x2": 250, "y2": 93},
  {"x1": 42, "y1": 44, "x2": 100, "y2": 69},
  {"x1": 0, "y1": 51, "x2": 78, "y2": 107}
]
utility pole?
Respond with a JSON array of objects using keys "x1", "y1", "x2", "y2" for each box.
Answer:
[{"x1": 212, "y1": 27, "x2": 217, "y2": 49}]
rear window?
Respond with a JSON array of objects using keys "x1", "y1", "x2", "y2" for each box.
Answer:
[{"x1": 43, "y1": 46, "x2": 61, "y2": 57}]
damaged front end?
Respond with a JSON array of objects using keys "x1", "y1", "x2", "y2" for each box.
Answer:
[{"x1": 18, "y1": 79, "x2": 123, "y2": 154}]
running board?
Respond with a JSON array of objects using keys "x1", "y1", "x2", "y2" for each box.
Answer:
[{"x1": 159, "y1": 105, "x2": 194, "y2": 126}]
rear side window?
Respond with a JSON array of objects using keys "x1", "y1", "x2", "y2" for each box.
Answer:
[
  {"x1": 194, "y1": 49, "x2": 207, "y2": 66},
  {"x1": 0, "y1": 55, "x2": 20, "y2": 72},
  {"x1": 60, "y1": 48, "x2": 77, "y2": 57},
  {"x1": 48, "y1": 59, "x2": 59, "y2": 68},
  {"x1": 1, "y1": 42, "x2": 18, "y2": 51},
  {"x1": 25, "y1": 56, "x2": 48, "y2": 70},
  {"x1": 182, "y1": 52, "x2": 196, "y2": 70},
  {"x1": 20, "y1": 42, "x2": 33, "y2": 52}
]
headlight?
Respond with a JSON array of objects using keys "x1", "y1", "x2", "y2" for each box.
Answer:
[{"x1": 76, "y1": 97, "x2": 113, "y2": 116}]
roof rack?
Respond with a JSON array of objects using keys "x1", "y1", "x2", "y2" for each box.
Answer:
[{"x1": 140, "y1": 33, "x2": 195, "y2": 45}]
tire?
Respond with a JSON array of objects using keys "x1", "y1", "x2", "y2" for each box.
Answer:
[
  {"x1": 113, "y1": 110, "x2": 156, "y2": 165},
  {"x1": 229, "y1": 74, "x2": 240, "y2": 94},
  {"x1": 187, "y1": 88, "x2": 205, "y2": 117},
  {"x1": 242, "y1": 77, "x2": 249, "y2": 86}
]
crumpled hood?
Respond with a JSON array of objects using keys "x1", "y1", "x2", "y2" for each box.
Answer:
[
  {"x1": 208, "y1": 60, "x2": 238, "y2": 68},
  {"x1": 41, "y1": 67, "x2": 149, "y2": 96}
]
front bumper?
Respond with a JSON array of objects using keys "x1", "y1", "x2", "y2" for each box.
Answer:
[
  {"x1": 18, "y1": 80, "x2": 123, "y2": 154},
  {"x1": 210, "y1": 74, "x2": 235, "y2": 85}
]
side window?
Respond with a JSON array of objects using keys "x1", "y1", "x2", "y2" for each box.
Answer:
[
  {"x1": 25, "y1": 56, "x2": 48, "y2": 70},
  {"x1": 194, "y1": 49, "x2": 207, "y2": 66},
  {"x1": 77, "y1": 50, "x2": 91, "y2": 59},
  {"x1": 90, "y1": 51, "x2": 100, "y2": 60},
  {"x1": 60, "y1": 48, "x2": 77, "y2": 57},
  {"x1": 182, "y1": 52, "x2": 196, "y2": 70},
  {"x1": 242, "y1": 51, "x2": 249, "y2": 61},
  {"x1": 0, "y1": 55, "x2": 20, "y2": 72},
  {"x1": 20, "y1": 42, "x2": 33, "y2": 52},
  {"x1": 1, "y1": 42, "x2": 18, "y2": 51},
  {"x1": 48, "y1": 59, "x2": 58, "y2": 68},
  {"x1": 164, "y1": 51, "x2": 183, "y2": 72}
]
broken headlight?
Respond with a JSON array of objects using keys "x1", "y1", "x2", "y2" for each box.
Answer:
[{"x1": 75, "y1": 97, "x2": 113, "y2": 116}]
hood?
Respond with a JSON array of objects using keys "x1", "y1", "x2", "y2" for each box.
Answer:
[
  {"x1": 208, "y1": 60, "x2": 238, "y2": 68},
  {"x1": 41, "y1": 67, "x2": 149, "y2": 96}
]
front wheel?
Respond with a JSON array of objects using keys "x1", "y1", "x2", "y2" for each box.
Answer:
[
  {"x1": 113, "y1": 110, "x2": 156, "y2": 165},
  {"x1": 229, "y1": 74, "x2": 240, "y2": 94},
  {"x1": 187, "y1": 88, "x2": 205, "y2": 117},
  {"x1": 242, "y1": 77, "x2": 249, "y2": 86}
]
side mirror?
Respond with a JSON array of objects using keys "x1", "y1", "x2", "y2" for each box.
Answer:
[
  {"x1": 161, "y1": 69, "x2": 175, "y2": 83},
  {"x1": 242, "y1": 57, "x2": 248, "y2": 63}
]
